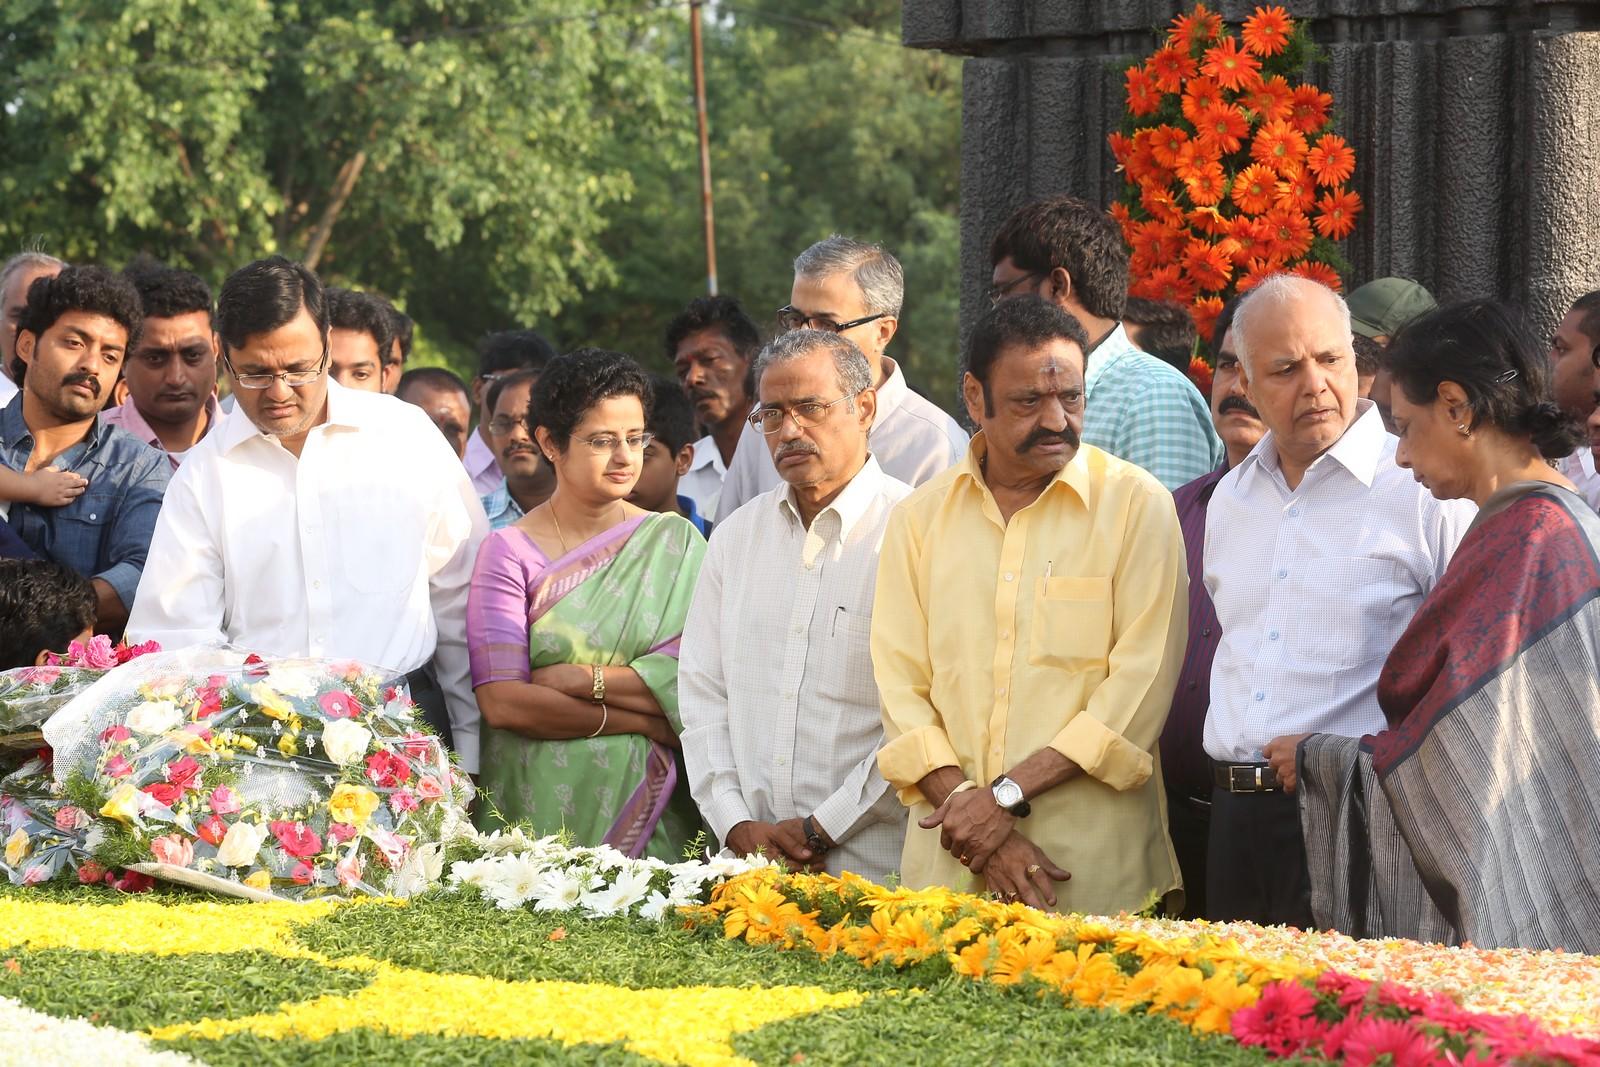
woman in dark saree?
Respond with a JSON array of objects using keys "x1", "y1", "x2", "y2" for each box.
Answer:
[{"x1": 1296, "y1": 300, "x2": 1600, "y2": 951}]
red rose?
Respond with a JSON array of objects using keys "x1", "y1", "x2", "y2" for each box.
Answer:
[
  {"x1": 291, "y1": 861, "x2": 315, "y2": 885},
  {"x1": 365, "y1": 751, "x2": 412, "y2": 789},
  {"x1": 100, "y1": 725, "x2": 132, "y2": 745},
  {"x1": 77, "y1": 861, "x2": 108, "y2": 884},
  {"x1": 196, "y1": 814, "x2": 228, "y2": 846},
  {"x1": 318, "y1": 690, "x2": 361, "y2": 719},
  {"x1": 142, "y1": 782, "x2": 182, "y2": 808},
  {"x1": 109, "y1": 870, "x2": 155, "y2": 893},
  {"x1": 165, "y1": 756, "x2": 203, "y2": 791},
  {"x1": 194, "y1": 688, "x2": 223, "y2": 719},
  {"x1": 269, "y1": 820, "x2": 322, "y2": 859}
]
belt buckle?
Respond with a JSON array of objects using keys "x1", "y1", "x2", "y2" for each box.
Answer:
[{"x1": 1228, "y1": 765, "x2": 1263, "y2": 793}]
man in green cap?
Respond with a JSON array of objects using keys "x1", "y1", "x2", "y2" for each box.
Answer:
[{"x1": 1346, "y1": 276, "x2": 1438, "y2": 431}]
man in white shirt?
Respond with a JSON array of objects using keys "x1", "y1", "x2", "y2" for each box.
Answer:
[
  {"x1": 667, "y1": 295, "x2": 761, "y2": 521},
  {"x1": 0, "y1": 252, "x2": 65, "y2": 405},
  {"x1": 1548, "y1": 290, "x2": 1600, "y2": 511},
  {"x1": 680, "y1": 329, "x2": 907, "y2": 881},
  {"x1": 714, "y1": 236, "x2": 966, "y2": 521},
  {"x1": 464, "y1": 329, "x2": 556, "y2": 496},
  {"x1": 127, "y1": 256, "x2": 490, "y2": 772},
  {"x1": 1203, "y1": 274, "x2": 1473, "y2": 927}
]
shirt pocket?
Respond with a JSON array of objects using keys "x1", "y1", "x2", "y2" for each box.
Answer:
[
  {"x1": 1028, "y1": 575, "x2": 1114, "y2": 672},
  {"x1": 1287, "y1": 557, "x2": 1405, "y2": 668},
  {"x1": 819, "y1": 607, "x2": 877, "y2": 706},
  {"x1": 52, "y1": 491, "x2": 116, "y2": 568}
]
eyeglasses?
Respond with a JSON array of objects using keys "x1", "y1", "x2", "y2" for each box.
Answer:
[
  {"x1": 987, "y1": 272, "x2": 1043, "y2": 305},
  {"x1": 224, "y1": 348, "x2": 329, "y2": 390},
  {"x1": 776, "y1": 306, "x2": 887, "y2": 334},
  {"x1": 748, "y1": 393, "x2": 857, "y2": 435},
  {"x1": 486, "y1": 415, "x2": 529, "y2": 436},
  {"x1": 572, "y1": 432, "x2": 654, "y2": 455}
]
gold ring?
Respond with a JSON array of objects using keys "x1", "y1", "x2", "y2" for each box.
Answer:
[
  {"x1": 959, "y1": 855, "x2": 971, "y2": 864},
  {"x1": 1026, "y1": 864, "x2": 1041, "y2": 875}
]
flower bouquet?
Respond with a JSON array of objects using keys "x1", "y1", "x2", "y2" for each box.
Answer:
[{"x1": 33, "y1": 646, "x2": 473, "y2": 899}]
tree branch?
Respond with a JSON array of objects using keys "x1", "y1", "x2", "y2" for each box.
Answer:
[{"x1": 303, "y1": 149, "x2": 367, "y2": 270}]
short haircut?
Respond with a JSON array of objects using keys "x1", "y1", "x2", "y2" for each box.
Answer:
[
  {"x1": 477, "y1": 329, "x2": 557, "y2": 379},
  {"x1": 529, "y1": 347, "x2": 652, "y2": 449},
  {"x1": 1124, "y1": 296, "x2": 1196, "y2": 370},
  {"x1": 989, "y1": 196, "x2": 1130, "y2": 321},
  {"x1": 646, "y1": 373, "x2": 698, "y2": 454},
  {"x1": 325, "y1": 288, "x2": 395, "y2": 356},
  {"x1": 1570, "y1": 290, "x2": 1600, "y2": 359},
  {"x1": 752, "y1": 329, "x2": 873, "y2": 399},
  {"x1": 0, "y1": 251, "x2": 66, "y2": 296},
  {"x1": 1389, "y1": 299, "x2": 1583, "y2": 461},
  {"x1": 385, "y1": 301, "x2": 414, "y2": 364},
  {"x1": 964, "y1": 296, "x2": 1090, "y2": 415},
  {"x1": 794, "y1": 235, "x2": 904, "y2": 318},
  {"x1": 1231, "y1": 273, "x2": 1353, "y2": 372},
  {"x1": 0, "y1": 559, "x2": 96, "y2": 670},
  {"x1": 663, "y1": 294, "x2": 762, "y2": 363},
  {"x1": 1212, "y1": 296, "x2": 1243, "y2": 355},
  {"x1": 216, "y1": 256, "x2": 327, "y2": 356},
  {"x1": 484, "y1": 367, "x2": 540, "y2": 416},
  {"x1": 396, "y1": 366, "x2": 469, "y2": 406},
  {"x1": 1352, "y1": 333, "x2": 1384, "y2": 378},
  {"x1": 17, "y1": 265, "x2": 144, "y2": 352},
  {"x1": 122, "y1": 255, "x2": 212, "y2": 323}
]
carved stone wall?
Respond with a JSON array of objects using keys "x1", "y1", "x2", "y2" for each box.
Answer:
[{"x1": 902, "y1": 0, "x2": 1600, "y2": 339}]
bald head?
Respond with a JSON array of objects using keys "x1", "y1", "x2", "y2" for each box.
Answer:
[{"x1": 1233, "y1": 274, "x2": 1353, "y2": 376}]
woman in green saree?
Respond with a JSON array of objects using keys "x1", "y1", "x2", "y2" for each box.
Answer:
[{"x1": 467, "y1": 349, "x2": 706, "y2": 859}]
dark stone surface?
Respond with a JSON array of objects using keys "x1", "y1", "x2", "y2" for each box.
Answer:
[{"x1": 906, "y1": 0, "x2": 1600, "y2": 340}]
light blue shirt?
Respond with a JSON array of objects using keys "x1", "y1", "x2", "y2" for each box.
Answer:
[{"x1": 1082, "y1": 324, "x2": 1223, "y2": 490}]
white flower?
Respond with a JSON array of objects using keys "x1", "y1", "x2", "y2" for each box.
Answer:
[
  {"x1": 483, "y1": 855, "x2": 543, "y2": 909},
  {"x1": 531, "y1": 868, "x2": 586, "y2": 911},
  {"x1": 580, "y1": 865, "x2": 654, "y2": 917},
  {"x1": 392, "y1": 842, "x2": 445, "y2": 898},
  {"x1": 267, "y1": 668, "x2": 319, "y2": 697},
  {"x1": 215, "y1": 821, "x2": 269, "y2": 867},
  {"x1": 126, "y1": 700, "x2": 183, "y2": 735},
  {"x1": 592, "y1": 844, "x2": 630, "y2": 872},
  {"x1": 320, "y1": 719, "x2": 373, "y2": 766},
  {"x1": 640, "y1": 891, "x2": 674, "y2": 921}
]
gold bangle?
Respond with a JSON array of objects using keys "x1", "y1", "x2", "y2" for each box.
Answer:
[
  {"x1": 591, "y1": 664, "x2": 606, "y2": 703},
  {"x1": 589, "y1": 702, "x2": 609, "y2": 738}
]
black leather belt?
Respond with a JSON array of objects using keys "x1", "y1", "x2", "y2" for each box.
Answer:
[{"x1": 1212, "y1": 761, "x2": 1280, "y2": 793}]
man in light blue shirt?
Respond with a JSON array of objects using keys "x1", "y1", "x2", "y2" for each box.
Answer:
[{"x1": 988, "y1": 196, "x2": 1221, "y2": 490}]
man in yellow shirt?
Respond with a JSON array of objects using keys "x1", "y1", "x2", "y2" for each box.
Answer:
[{"x1": 872, "y1": 296, "x2": 1188, "y2": 914}]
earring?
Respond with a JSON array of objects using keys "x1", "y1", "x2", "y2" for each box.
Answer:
[{"x1": 1457, "y1": 423, "x2": 1472, "y2": 438}]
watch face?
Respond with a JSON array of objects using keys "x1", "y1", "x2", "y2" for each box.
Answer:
[{"x1": 994, "y1": 780, "x2": 1023, "y2": 809}]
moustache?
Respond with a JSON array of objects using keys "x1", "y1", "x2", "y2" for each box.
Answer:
[
  {"x1": 1020, "y1": 425, "x2": 1079, "y2": 452},
  {"x1": 689, "y1": 389, "x2": 720, "y2": 404},
  {"x1": 775, "y1": 442, "x2": 819, "y2": 462},
  {"x1": 61, "y1": 373, "x2": 101, "y2": 396},
  {"x1": 1219, "y1": 395, "x2": 1260, "y2": 419}
]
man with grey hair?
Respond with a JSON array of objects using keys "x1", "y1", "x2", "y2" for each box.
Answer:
[
  {"x1": 680, "y1": 328, "x2": 909, "y2": 881},
  {"x1": 712, "y1": 234, "x2": 966, "y2": 521},
  {"x1": 1201, "y1": 274, "x2": 1473, "y2": 927},
  {"x1": 0, "y1": 251, "x2": 67, "y2": 404}
]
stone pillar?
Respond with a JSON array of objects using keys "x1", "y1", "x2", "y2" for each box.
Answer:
[{"x1": 903, "y1": 0, "x2": 1600, "y2": 338}]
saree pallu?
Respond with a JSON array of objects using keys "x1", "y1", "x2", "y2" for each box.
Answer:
[
  {"x1": 468, "y1": 513, "x2": 706, "y2": 860},
  {"x1": 1301, "y1": 484, "x2": 1600, "y2": 951}
]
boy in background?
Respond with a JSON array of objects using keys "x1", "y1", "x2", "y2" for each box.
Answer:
[
  {"x1": 0, "y1": 559, "x2": 96, "y2": 669},
  {"x1": 630, "y1": 375, "x2": 711, "y2": 537}
]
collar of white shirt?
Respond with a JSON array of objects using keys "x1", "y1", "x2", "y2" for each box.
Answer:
[
  {"x1": 217, "y1": 378, "x2": 368, "y2": 454},
  {"x1": 689, "y1": 434, "x2": 728, "y2": 477},
  {"x1": 875, "y1": 356, "x2": 911, "y2": 421},
  {"x1": 777, "y1": 453, "x2": 890, "y2": 544},
  {"x1": 1238, "y1": 398, "x2": 1387, "y2": 490}
]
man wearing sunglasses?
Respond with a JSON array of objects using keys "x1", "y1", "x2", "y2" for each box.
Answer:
[
  {"x1": 712, "y1": 235, "x2": 967, "y2": 522},
  {"x1": 128, "y1": 256, "x2": 491, "y2": 775}
]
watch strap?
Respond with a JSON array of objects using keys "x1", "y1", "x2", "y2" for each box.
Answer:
[{"x1": 802, "y1": 815, "x2": 830, "y2": 853}]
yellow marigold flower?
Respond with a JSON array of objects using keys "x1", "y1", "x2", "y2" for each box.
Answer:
[
  {"x1": 249, "y1": 683, "x2": 294, "y2": 720},
  {"x1": 1152, "y1": 964, "x2": 1207, "y2": 1023},
  {"x1": 1192, "y1": 972, "x2": 1259, "y2": 1034},
  {"x1": 721, "y1": 885, "x2": 815, "y2": 946},
  {"x1": 950, "y1": 934, "x2": 996, "y2": 979},
  {"x1": 328, "y1": 783, "x2": 380, "y2": 828},
  {"x1": 991, "y1": 930, "x2": 1058, "y2": 986},
  {"x1": 98, "y1": 783, "x2": 142, "y2": 826},
  {"x1": 880, "y1": 910, "x2": 942, "y2": 964},
  {"x1": 940, "y1": 915, "x2": 985, "y2": 948},
  {"x1": 1064, "y1": 944, "x2": 1128, "y2": 1007}
]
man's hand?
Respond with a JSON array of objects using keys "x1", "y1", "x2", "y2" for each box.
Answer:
[
  {"x1": 982, "y1": 832, "x2": 1071, "y2": 909},
  {"x1": 22, "y1": 466, "x2": 87, "y2": 507},
  {"x1": 1262, "y1": 733, "x2": 1310, "y2": 794},
  {"x1": 919, "y1": 786, "x2": 1013, "y2": 873},
  {"x1": 726, "y1": 819, "x2": 818, "y2": 871}
]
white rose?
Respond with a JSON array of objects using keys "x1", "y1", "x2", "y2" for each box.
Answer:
[
  {"x1": 126, "y1": 700, "x2": 183, "y2": 735},
  {"x1": 321, "y1": 719, "x2": 373, "y2": 766},
  {"x1": 215, "y1": 821, "x2": 269, "y2": 867}
]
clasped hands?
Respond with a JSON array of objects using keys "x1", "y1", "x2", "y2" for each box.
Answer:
[{"x1": 920, "y1": 786, "x2": 1068, "y2": 909}]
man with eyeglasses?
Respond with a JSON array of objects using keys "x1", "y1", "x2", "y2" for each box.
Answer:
[
  {"x1": 464, "y1": 329, "x2": 557, "y2": 496},
  {"x1": 127, "y1": 256, "x2": 491, "y2": 774},
  {"x1": 712, "y1": 235, "x2": 967, "y2": 523},
  {"x1": 680, "y1": 329, "x2": 908, "y2": 882}
]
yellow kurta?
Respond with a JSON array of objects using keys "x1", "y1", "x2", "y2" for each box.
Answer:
[{"x1": 872, "y1": 436, "x2": 1188, "y2": 915}]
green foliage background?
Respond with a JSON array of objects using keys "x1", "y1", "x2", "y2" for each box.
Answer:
[{"x1": 0, "y1": 0, "x2": 962, "y2": 409}]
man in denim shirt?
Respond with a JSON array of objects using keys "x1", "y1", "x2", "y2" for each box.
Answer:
[{"x1": 1, "y1": 266, "x2": 169, "y2": 633}]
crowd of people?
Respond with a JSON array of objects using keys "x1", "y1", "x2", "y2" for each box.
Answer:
[{"x1": 3, "y1": 194, "x2": 1599, "y2": 954}]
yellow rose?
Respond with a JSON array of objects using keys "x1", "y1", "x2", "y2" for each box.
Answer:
[
  {"x1": 277, "y1": 733, "x2": 299, "y2": 757},
  {"x1": 248, "y1": 684, "x2": 294, "y2": 721},
  {"x1": 243, "y1": 870, "x2": 272, "y2": 891},
  {"x1": 99, "y1": 783, "x2": 142, "y2": 826},
  {"x1": 4, "y1": 828, "x2": 31, "y2": 867},
  {"x1": 328, "y1": 783, "x2": 380, "y2": 828}
]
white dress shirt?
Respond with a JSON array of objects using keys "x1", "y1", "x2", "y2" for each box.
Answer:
[
  {"x1": 464, "y1": 427, "x2": 502, "y2": 496},
  {"x1": 1557, "y1": 448, "x2": 1600, "y2": 513},
  {"x1": 1202, "y1": 401, "x2": 1475, "y2": 762},
  {"x1": 0, "y1": 371, "x2": 16, "y2": 408},
  {"x1": 677, "y1": 435, "x2": 729, "y2": 522},
  {"x1": 680, "y1": 455, "x2": 910, "y2": 882},
  {"x1": 127, "y1": 380, "x2": 490, "y2": 770},
  {"x1": 714, "y1": 356, "x2": 966, "y2": 522}
]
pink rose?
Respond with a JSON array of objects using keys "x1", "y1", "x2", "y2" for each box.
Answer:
[
  {"x1": 318, "y1": 690, "x2": 361, "y2": 719},
  {"x1": 150, "y1": 833, "x2": 195, "y2": 868},
  {"x1": 368, "y1": 826, "x2": 411, "y2": 869},
  {"x1": 196, "y1": 814, "x2": 228, "y2": 846},
  {"x1": 103, "y1": 755, "x2": 133, "y2": 779},
  {"x1": 16, "y1": 666, "x2": 60, "y2": 686},
  {"x1": 389, "y1": 790, "x2": 419, "y2": 815},
  {"x1": 100, "y1": 725, "x2": 131, "y2": 745},
  {"x1": 53, "y1": 806, "x2": 90, "y2": 832},
  {"x1": 399, "y1": 732, "x2": 436, "y2": 761},
  {"x1": 193, "y1": 687, "x2": 223, "y2": 718},
  {"x1": 269, "y1": 820, "x2": 322, "y2": 859},
  {"x1": 165, "y1": 756, "x2": 203, "y2": 791},
  {"x1": 77, "y1": 860, "x2": 107, "y2": 884},
  {"x1": 327, "y1": 822, "x2": 357, "y2": 845},
  {"x1": 291, "y1": 861, "x2": 315, "y2": 885},
  {"x1": 21, "y1": 865, "x2": 48, "y2": 886},
  {"x1": 415, "y1": 776, "x2": 446, "y2": 801},
  {"x1": 336, "y1": 853, "x2": 365, "y2": 888},
  {"x1": 208, "y1": 786, "x2": 241, "y2": 815},
  {"x1": 115, "y1": 639, "x2": 160, "y2": 664},
  {"x1": 109, "y1": 870, "x2": 155, "y2": 893},
  {"x1": 80, "y1": 635, "x2": 118, "y2": 670}
]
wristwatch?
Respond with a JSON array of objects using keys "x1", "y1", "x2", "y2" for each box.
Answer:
[
  {"x1": 991, "y1": 775, "x2": 1031, "y2": 818},
  {"x1": 802, "y1": 815, "x2": 830, "y2": 854},
  {"x1": 591, "y1": 665, "x2": 606, "y2": 703}
]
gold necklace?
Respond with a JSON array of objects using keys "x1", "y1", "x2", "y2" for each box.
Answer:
[{"x1": 550, "y1": 505, "x2": 571, "y2": 556}]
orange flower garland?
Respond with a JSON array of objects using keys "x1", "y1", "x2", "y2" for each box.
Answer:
[{"x1": 1110, "y1": 3, "x2": 1363, "y2": 377}]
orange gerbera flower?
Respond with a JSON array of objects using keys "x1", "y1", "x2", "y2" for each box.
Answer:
[
  {"x1": 1250, "y1": 119, "x2": 1308, "y2": 173},
  {"x1": 1194, "y1": 103, "x2": 1250, "y2": 155},
  {"x1": 1201, "y1": 37, "x2": 1263, "y2": 92},
  {"x1": 1237, "y1": 257, "x2": 1278, "y2": 292},
  {"x1": 1187, "y1": 206, "x2": 1232, "y2": 237},
  {"x1": 1187, "y1": 353, "x2": 1215, "y2": 395},
  {"x1": 1130, "y1": 220, "x2": 1183, "y2": 267},
  {"x1": 1183, "y1": 239, "x2": 1234, "y2": 290},
  {"x1": 1265, "y1": 208, "x2": 1314, "y2": 259},
  {"x1": 1133, "y1": 265, "x2": 1197, "y2": 305},
  {"x1": 1168, "y1": 2, "x2": 1223, "y2": 52},
  {"x1": 1228, "y1": 215, "x2": 1276, "y2": 262},
  {"x1": 1289, "y1": 84, "x2": 1333, "y2": 133},
  {"x1": 1306, "y1": 133, "x2": 1356, "y2": 186},
  {"x1": 1183, "y1": 160, "x2": 1227, "y2": 206},
  {"x1": 1314, "y1": 188, "x2": 1363, "y2": 239},
  {"x1": 1126, "y1": 131, "x2": 1162, "y2": 183},
  {"x1": 1108, "y1": 199, "x2": 1133, "y2": 229},
  {"x1": 1241, "y1": 6, "x2": 1294, "y2": 57},
  {"x1": 1229, "y1": 162, "x2": 1277, "y2": 215},
  {"x1": 1292, "y1": 260, "x2": 1345, "y2": 290},
  {"x1": 1274, "y1": 168, "x2": 1317, "y2": 212},
  {"x1": 1180, "y1": 76, "x2": 1224, "y2": 125},
  {"x1": 1125, "y1": 65, "x2": 1162, "y2": 116},
  {"x1": 1140, "y1": 184, "x2": 1187, "y2": 227},
  {"x1": 1191, "y1": 295, "x2": 1226, "y2": 343},
  {"x1": 1108, "y1": 131, "x2": 1134, "y2": 168},
  {"x1": 1242, "y1": 75, "x2": 1295, "y2": 123},
  {"x1": 1149, "y1": 125, "x2": 1192, "y2": 169},
  {"x1": 1147, "y1": 45, "x2": 1199, "y2": 93}
]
